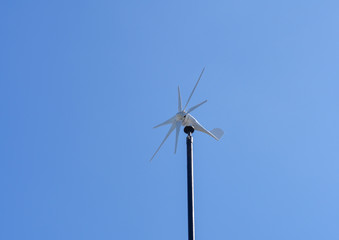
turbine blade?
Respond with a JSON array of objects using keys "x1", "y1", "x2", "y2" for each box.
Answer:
[
  {"x1": 193, "y1": 121, "x2": 222, "y2": 140},
  {"x1": 150, "y1": 122, "x2": 176, "y2": 161},
  {"x1": 183, "y1": 67, "x2": 205, "y2": 111},
  {"x1": 174, "y1": 121, "x2": 181, "y2": 153},
  {"x1": 178, "y1": 86, "x2": 182, "y2": 112},
  {"x1": 187, "y1": 100, "x2": 207, "y2": 113},
  {"x1": 153, "y1": 116, "x2": 176, "y2": 128}
]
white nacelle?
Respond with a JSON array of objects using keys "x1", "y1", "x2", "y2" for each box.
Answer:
[
  {"x1": 182, "y1": 113, "x2": 196, "y2": 127},
  {"x1": 176, "y1": 112, "x2": 198, "y2": 127}
]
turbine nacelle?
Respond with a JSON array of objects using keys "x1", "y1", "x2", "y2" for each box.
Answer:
[
  {"x1": 150, "y1": 68, "x2": 224, "y2": 161},
  {"x1": 182, "y1": 113, "x2": 194, "y2": 126}
]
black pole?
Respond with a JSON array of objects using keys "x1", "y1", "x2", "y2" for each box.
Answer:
[{"x1": 184, "y1": 126, "x2": 195, "y2": 240}]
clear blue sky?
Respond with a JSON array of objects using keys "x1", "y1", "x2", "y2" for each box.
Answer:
[{"x1": 1, "y1": 0, "x2": 339, "y2": 239}]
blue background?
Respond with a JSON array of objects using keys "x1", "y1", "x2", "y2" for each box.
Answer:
[{"x1": 1, "y1": 0, "x2": 339, "y2": 239}]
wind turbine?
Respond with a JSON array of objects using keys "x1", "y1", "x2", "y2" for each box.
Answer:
[
  {"x1": 150, "y1": 68, "x2": 224, "y2": 240},
  {"x1": 150, "y1": 67, "x2": 224, "y2": 161}
]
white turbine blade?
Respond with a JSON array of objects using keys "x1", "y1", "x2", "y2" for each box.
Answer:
[
  {"x1": 183, "y1": 67, "x2": 205, "y2": 111},
  {"x1": 193, "y1": 121, "x2": 222, "y2": 141},
  {"x1": 174, "y1": 121, "x2": 181, "y2": 154},
  {"x1": 187, "y1": 100, "x2": 207, "y2": 113},
  {"x1": 178, "y1": 86, "x2": 182, "y2": 112},
  {"x1": 153, "y1": 116, "x2": 176, "y2": 128},
  {"x1": 150, "y1": 122, "x2": 176, "y2": 161}
]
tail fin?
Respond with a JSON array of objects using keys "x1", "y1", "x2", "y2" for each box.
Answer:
[{"x1": 210, "y1": 128, "x2": 224, "y2": 140}]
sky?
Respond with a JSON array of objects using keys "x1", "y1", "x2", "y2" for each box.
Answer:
[{"x1": 1, "y1": 0, "x2": 339, "y2": 239}]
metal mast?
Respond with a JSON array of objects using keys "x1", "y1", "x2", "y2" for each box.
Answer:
[{"x1": 184, "y1": 126, "x2": 195, "y2": 240}]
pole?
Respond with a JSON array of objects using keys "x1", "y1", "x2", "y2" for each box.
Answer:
[{"x1": 184, "y1": 126, "x2": 195, "y2": 240}]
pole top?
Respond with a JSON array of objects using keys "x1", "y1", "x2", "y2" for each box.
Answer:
[{"x1": 184, "y1": 126, "x2": 194, "y2": 134}]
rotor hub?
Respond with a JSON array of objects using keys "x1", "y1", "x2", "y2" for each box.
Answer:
[{"x1": 176, "y1": 112, "x2": 186, "y2": 121}]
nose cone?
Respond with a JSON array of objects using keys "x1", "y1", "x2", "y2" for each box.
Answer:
[{"x1": 176, "y1": 112, "x2": 186, "y2": 121}]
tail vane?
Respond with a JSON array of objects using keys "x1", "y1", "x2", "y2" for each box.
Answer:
[{"x1": 210, "y1": 128, "x2": 224, "y2": 140}]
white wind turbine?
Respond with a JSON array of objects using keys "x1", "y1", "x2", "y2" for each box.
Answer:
[{"x1": 150, "y1": 68, "x2": 224, "y2": 161}]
